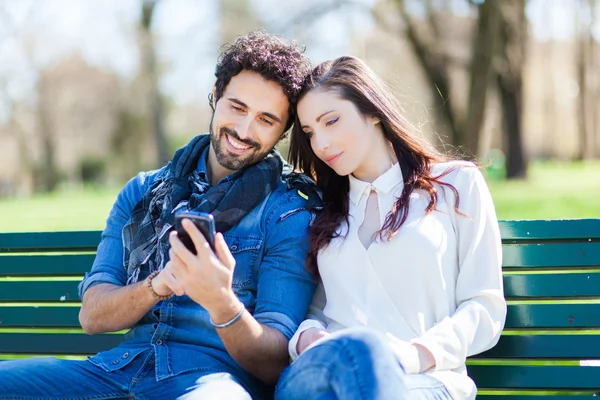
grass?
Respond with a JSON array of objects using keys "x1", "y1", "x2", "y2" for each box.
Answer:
[
  {"x1": 0, "y1": 160, "x2": 598, "y2": 232},
  {"x1": 485, "y1": 160, "x2": 600, "y2": 220}
]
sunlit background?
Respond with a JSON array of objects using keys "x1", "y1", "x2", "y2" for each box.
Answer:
[{"x1": 0, "y1": 0, "x2": 599, "y2": 231}]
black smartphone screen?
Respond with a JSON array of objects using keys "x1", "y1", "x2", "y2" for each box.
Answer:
[{"x1": 174, "y1": 212, "x2": 216, "y2": 254}]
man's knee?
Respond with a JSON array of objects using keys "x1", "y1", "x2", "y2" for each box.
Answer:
[
  {"x1": 0, "y1": 357, "x2": 64, "y2": 373},
  {"x1": 178, "y1": 372, "x2": 252, "y2": 400}
]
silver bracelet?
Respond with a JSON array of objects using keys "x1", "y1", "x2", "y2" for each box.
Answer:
[{"x1": 210, "y1": 304, "x2": 245, "y2": 329}]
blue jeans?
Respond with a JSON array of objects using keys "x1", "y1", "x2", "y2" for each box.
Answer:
[
  {"x1": 0, "y1": 350, "x2": 252, "y2": 400},
  {"x1": 275, "y1": 329, "x2": 453, "y2": 400}
]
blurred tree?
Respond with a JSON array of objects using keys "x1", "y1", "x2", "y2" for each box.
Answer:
[
  {"x1": 218, "y1": 0, "x2": 261, "y2": 44},
  {"x1": 495, "y1": 0, "x2": 528, "y2": 178},
  {"x1": 112, "y1": 0, "x2": 169, "y2": 180},
  {"x1": 388, "y1": 0, "x2": 528, "y2": 177},
  {"x1": 0, "y1": 78, "x2": 35, "y2": 196},
  {"x1": 464, "y1": 0, "x2": 500, "y2": 156},
  {"x1": 140, "y1": 0, "x2": 169, "y2": 167},
  {"x1": 36, "y1": 76, "x2": 59, "y2": 191},
  {"x1": 576, "y1": 0, "x2": 598, "y2": 160},
  {"x1": 390, "y1": 0, "x2": 462, "y2": 149}
]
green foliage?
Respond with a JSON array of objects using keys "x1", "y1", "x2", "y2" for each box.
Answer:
[
  {"x1": 79, "y1": 157, "x2": 107, "y2": 184},
  {"x1": 0, "y1": 161, "x2": 598, "y2": 232}
]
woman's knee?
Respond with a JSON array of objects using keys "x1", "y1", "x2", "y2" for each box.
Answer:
[{"x1": 328, "y1": 328, "x2": 389, "y2": 359}]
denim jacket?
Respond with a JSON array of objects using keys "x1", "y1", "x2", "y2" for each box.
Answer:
[{"x1": 78, "y1": 148, "x2": 317, "y2": 399}]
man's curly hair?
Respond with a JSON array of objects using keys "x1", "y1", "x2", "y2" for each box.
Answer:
[{"x1": 210, "y1": 30, "x2": 311, "y2": 133}]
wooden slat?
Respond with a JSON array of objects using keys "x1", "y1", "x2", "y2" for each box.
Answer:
[
  {"x1": 506, "y1": 304, "x2": 600, "y2": 329},
  {"x1": 502, "y1": 243, "x2": 600, "y2": 269},
  {"x1": 0, "y1": 307, "x2": 81, "y2": 327},
  {"x1": 0, "y1": 254, "x2": 94, "y2": 276},
  {"x1": 0, "y1": 333, "x2": 123, "y2": 355},
  {"x1": 474, "y1": 335, "x2": 600, "y2": 359},
  {"x1": 504, "y1": 273, "x2": 600, "y2": 298},
  {"x1": 1, "y1": 304, "x2": 592, "y2": 331},
  {"x1": 477, "y1": 396, "x2": 596, "y2": 400},
  {"x1": 469, "y1": 365, "x2": 600, "y2": 390},
  {"x1": 499, "y1": 220, "x2": 600, "y2": 241},
  {"x1": 0, "y1": 231, "x2": 101, "y2": 253},
  {"x1": 0, "y1": 281, "x2": 81, "y2": 302}
]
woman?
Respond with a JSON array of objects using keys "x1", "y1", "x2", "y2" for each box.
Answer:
[{"x1": 274, "y1": 56, "x2": 506, "y2": 400}]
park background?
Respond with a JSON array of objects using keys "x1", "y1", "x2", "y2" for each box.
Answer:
[{"x1": 0, "y1": 0, "x2": 599, "y2": 232}]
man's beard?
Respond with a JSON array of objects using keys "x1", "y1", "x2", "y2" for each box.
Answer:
[{"x1": 210, "y1": 118, "x2": 271, "y2": 171}]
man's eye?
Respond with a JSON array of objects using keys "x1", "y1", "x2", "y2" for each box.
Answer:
[
  {"x1": 231, "y1": 105, "x2": 243, "y2": 112},
  {"x1": 261, "y1": 118, "x2": 274, "y2": 126}
]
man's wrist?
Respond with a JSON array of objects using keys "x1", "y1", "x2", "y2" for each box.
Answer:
[
  {"x1": 147, "y1": 271, "x2": 173, "y2": 300},
  {"x1": 208, "y1": 291, "x2": 243, "y2": 326}
]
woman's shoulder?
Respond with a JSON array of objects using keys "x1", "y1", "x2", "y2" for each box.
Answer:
[
  {"x1": 429, "y1": 160, "x2": 489, "y2": 196},
  {"x1": 431, "y1": 160, "x2": 478, "y2": 179}
]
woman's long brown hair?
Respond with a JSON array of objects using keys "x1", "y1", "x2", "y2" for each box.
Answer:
[{"x1": 289, "y1": 56, "x2": 463, "y2": 275}]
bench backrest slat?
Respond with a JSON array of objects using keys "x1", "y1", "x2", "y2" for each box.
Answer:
[
  {"x1": 0, "y1": 333, "x2": 123, "y2": 355},
  {"x1": 0, "y1": 254, "x2": 95, "y2": 276},
  {"x1": 0, "y1": 306, "x2": 81, "y2": 328},
  {"x1": 473, "y1": 335, "x2": 600, "y2": 359},
  {"x1": 0, "y1": 231, "x2": 100, "y2": 253},
  {"x1": 0, "y1": 281, "x2": 81, "y2": 302},
  {"x1": 500, "y1": 219, "x2": 600, "y2": 240},
  {"x1": 504, "y1": 273, "x2": 600, "y2": 298},
  {"x1": 468, "y1": 365, "x2": 600, "y2": 390},
  {"x1": 503, "y1": 242, "x2": 600, "y2": 268}
]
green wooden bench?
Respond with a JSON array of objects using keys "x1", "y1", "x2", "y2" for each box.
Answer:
[{"x1": 1, "y1": 219, "x2": 600, "y2": 398}]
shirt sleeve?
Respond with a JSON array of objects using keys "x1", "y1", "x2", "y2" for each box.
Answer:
[
  {"x1": 288, "y1": 280, "x2": 329, "y2": 361},
  {"x1": 409, "y1": 165, "x2": 507, "y2": 372},
  {"x1": 77, "y1": 172, "x2": 148, "y2": 299},
  {"x1": 252, "y1": 193, "x2": 318, "y2": 341}
]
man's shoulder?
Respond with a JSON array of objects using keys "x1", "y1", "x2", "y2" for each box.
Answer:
[
  {"x1": 261, "y1": 178, "x2": 320, "y2": 226},
  {"x1": 127, "y1": 166, "x2": 168, "y2": 192}
]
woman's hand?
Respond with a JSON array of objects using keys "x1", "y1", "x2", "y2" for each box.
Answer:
[
  {"x1": 297, "y1": 328, "x2": 330, "y2": 355},
  {"x1": 387, "y1": 333, "x2": 435, "y2": 373}
]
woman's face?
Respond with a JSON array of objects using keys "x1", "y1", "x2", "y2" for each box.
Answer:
[{"x1": 297, "y1": 89, "x2": 381, "y2": 178}]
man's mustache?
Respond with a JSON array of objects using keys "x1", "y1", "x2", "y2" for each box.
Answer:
[{"x1": 220, "y1": 127, "x2": 259, "y2": 148}]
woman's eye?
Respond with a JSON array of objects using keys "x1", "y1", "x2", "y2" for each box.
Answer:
[
  {"x1": 325, "y1": 117, "x2": 339, "y2": 127},
  {"x1": 304, "y1": 131, "x2": 314, "y2": 138},
  {"x1": 231, "y1": 105, "x2": 243, "y2": 112}
]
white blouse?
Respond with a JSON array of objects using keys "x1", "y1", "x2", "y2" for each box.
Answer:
[{"x1": 288, "y1": 161, "x2": 507, "y2": 400}]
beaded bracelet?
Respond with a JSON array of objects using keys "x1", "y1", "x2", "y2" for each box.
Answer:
[
  {"x1": 146, "y1": 270, "x2": 173, "y2": 301},
  {"x1": 210, "y1": 304, "x2": 245, "y2": 329}
]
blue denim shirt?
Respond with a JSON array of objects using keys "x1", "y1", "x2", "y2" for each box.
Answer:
[{"x1": 78, "y1": 148, "x2": 316, "y2": 399}]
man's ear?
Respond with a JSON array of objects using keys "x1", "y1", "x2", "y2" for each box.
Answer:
[
  {"x1": 211, "y1": 85, "x2": 217, "y2": 108},
  {"x1": 370, "y1": 116, "x2": 380, "y2": 125}
]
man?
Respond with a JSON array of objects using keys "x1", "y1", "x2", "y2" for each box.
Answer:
[{"x1": 0, "y1": 31, "x2": 319, "y2": 400}]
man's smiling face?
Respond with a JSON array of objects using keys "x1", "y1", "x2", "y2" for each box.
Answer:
[{"x1": 209, "y1": 69, "x2": 289, "y2": 177}]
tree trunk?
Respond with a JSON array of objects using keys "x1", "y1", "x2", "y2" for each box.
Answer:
[
  {"x1": 576, "y1": 0, "x2": 596, "y2": 160},
  {"x1": 589, "y1": 0, "x2": 599, "y2": 158},
  {"x1": 36, "y1": 79, "x2": 59, "y2": 192},
  {"x1": 393, "y1": 0, "x2": 461, "y2": 147},
  {"x1": 141, "y1": 0, "x2": 169, "y2": 167},
  {"x1": 496, "y1": 0, "x2": 528, "y2": 179},
  {"x1": 464, "y1": 0, "x2": 500, "y2": 157}
]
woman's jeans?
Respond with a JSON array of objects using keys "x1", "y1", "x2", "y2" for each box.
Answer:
[{"x1": 275, "y1": 328, "x2": 453, "y2": 400}]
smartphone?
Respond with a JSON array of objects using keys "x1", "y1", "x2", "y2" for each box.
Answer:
[{"x1": 174, "y1": 211, "x2": 216, "y2": 254}]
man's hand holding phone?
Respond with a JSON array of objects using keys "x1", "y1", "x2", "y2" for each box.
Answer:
[{"x1": 166, "y1": 212, "x2": 242, "y2": 324}]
